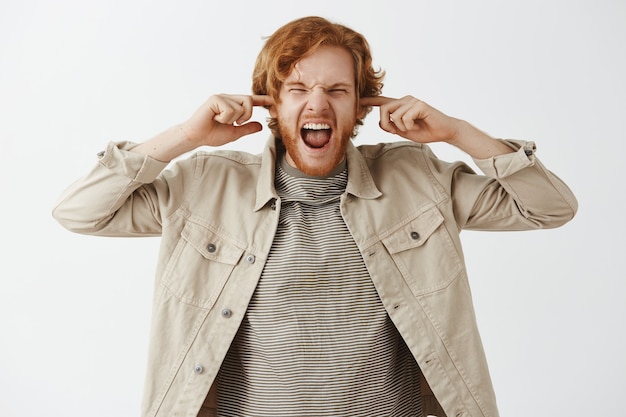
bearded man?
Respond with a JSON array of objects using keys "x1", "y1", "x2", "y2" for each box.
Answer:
[{"x1": 53, "y1": 16, "x2": 577, "y2": 417}]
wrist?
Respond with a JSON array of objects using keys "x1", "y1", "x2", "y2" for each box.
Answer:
[
  {"x1": 446, "y1": 119, "x2": 491, "y2": 147},
  {"x1": 446, "y1": 120, "x2": 512, "y2": 159},
  {"x1": 132, "y1": 124, "x2": 196, "y2": 162}
]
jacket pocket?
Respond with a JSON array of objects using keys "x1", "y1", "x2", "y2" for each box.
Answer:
[
  {"x1": 161, "y1": 220, "x2": 245, "y2": 309},
  {"x1": 381, "y1": 205, "x2": 462, "y2": 295}
]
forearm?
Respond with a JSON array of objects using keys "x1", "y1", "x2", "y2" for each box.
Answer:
[
  {"x1": 52, "y1": 142, "x2": 168, "y2": 236},
  {"x1": 131, "y1": 94, "x2": 270, "y2": 162},
  {"x1": 456, "y1": 141, "x2": 578, "y2": 230},
  {"x1": 131, "y1": 124, "x2": 196, "y2": 162},
  {"x1": 447, "y1": 119, "x2": 514, "y2": 159}
]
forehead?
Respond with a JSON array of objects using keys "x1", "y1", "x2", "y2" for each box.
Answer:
[{"x1": 285, "y1": 46, "x2": 355, "y2": 86}]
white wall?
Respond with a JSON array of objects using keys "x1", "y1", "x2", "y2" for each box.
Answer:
[{"x1": 1, "y1": 0, "x2": 624, "y2": 416}]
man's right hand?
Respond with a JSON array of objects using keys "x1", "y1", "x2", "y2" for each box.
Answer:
[
  {"x1": 183, "y1": 94, "x2": 274, "y2": 148},
  {"x1": 132, "y1": 94, "x2": 274, "y2": 162}
]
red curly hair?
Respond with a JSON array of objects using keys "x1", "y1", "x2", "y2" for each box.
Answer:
[{"x1": 252, "y1": 16, "x2": 385, "y2": 137}]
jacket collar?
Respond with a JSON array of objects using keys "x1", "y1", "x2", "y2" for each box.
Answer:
[
  {"x1": 344, "y1": 140, "x2": 383, "y2": 200},
  {"x1": 254, "y1": 137, "x2": 279, "y2": 212},
  {"x1": 254, "y1": 137, "x2": 382, "y2": 211}
]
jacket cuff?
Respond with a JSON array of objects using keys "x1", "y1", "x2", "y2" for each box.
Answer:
[
  {"x1": 97, "y1": 141, "x2": 168, "y2": 183},
  {"x1": 473, "y1": 140, "x2": 536, "y2": 178}
]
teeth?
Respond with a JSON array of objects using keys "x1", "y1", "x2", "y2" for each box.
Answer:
[{"x1": 303, "y1": 123, "x2": 331, "y2": 130}]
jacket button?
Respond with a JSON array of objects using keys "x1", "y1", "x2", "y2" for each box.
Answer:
[
  {"x1": 270, "y1": 200, "x2": 277, "y2": 210},
  {"x1": 246, "y1": 254, "x2": 256, "y2": 264},
  {"x1": 221, "y1": 309, "x2": 232, "y2": 318},
  {"x1": 194, "y1": 364, "x2": 204, "y2": 374},
  {"x1": 207, "y1": 243, "x2": 216, "y2": 253},
  {"x1": 410, "y1": 231, "x2": 420, "y2": 240}
]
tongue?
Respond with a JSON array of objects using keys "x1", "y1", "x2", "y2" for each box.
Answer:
[{"x1": 303, "y1": 129, "x2": 331, "y2": 148}]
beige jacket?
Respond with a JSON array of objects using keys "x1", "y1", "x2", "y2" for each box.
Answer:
[{"x1": 53, "y1": 137, "x2": 577, "y2": 417}]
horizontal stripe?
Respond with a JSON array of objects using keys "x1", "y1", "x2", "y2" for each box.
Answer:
[{"x1": 217, "y1": 158, "x2": 422, "y2": 416}]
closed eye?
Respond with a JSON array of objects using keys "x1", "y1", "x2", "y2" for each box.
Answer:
[
  {"x1": 288, "y1": 88, "x2": 308, "y2": 96},
  {"x1": 327, "y1": 88, "x2": 349, "y2": 97}
]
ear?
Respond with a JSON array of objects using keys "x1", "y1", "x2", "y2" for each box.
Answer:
[
  {"x1": 269, "y1": 104, "x2": 277, "y2": 118},
  {"x1": 356, "y1": 101, "x2": 369, "y2": 120}
]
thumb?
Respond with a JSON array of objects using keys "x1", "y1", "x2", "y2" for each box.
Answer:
[{"x1": 232, "y1": 121, "x2": 263, "y2": 140}]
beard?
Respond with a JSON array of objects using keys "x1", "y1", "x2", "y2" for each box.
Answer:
[{"x1": 276, "y1": 116, "x2": 356, "y2": 177}]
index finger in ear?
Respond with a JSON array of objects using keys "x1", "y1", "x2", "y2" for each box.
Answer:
[
  {"x1": 360, "y1": 96, "x2": 395, "y2": 107},
  {"x1": 252, "y1": 95, "x2": 275, "y2": 107}
]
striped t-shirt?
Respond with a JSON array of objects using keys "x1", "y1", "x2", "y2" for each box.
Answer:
[{"x1": 216, "y1": 156, "x2": 423, "y2": 416}]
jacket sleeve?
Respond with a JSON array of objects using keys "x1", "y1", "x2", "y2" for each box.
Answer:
[
  {"x1": 52, "y1": 141, "x2": 192, "y2": 237},
  {"x1": 434, "y1": 140, "x2": 578, "y2": 231}
]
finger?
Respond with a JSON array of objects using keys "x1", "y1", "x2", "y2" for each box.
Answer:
[
  {"x1": 377, "y1": 101, "x2": 401, "y2": 133},
  {"x1": 238, "y1": 95, "x2": 274, "y2": 124},
  {"x1": 235, "y1": 96, "x2": 255, "y2": 125},
  {"x1": 209, "y1": 95, "x2": 245, "y2": 123},
  {"x1": 376, "y1": 103, "x2": 399, "y2": 134},
  {"x1": 359, "y1": 95, "x2": 395, "y2": 107},
  {"x1": 232, "y1": 121, "x2": 263, "y2": 140},
  {"x1": 390, "y1": 101, "x2": 419, "y2": 132},
  {"x1": 252, "y1": 95, "x2": 274, "y2": 107},
  {"x1": 378, "y1": 119, "x2": 398, "y2": 135},
  {"x1": 219, "y1": 95, "x2": 257, "y2": 125},
  {"x1": 361, "y1": 96, "x2": 405, "y2": 132},
  {"x1": 401, "y1": 100, "x2": 432, "y2": 133},
  {"x1": 214, "y1": 102, "x2": 247, "y2": 125}
]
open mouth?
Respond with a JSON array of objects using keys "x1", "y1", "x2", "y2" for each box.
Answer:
[{"x1": 301, "y1": 123, "x2": 332, "y2": 149}]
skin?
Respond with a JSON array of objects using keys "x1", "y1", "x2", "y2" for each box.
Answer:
[
  {"x1": 132, "y1": 46, "x2": 513, "y2": 165},
  {"x1": 270, "y1": 46, "x2": 364, "y2": 176},
  {"x1": 360, "y1": 95, "x2": 513, "y2": 159}
]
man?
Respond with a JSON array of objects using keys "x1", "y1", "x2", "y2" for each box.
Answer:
[{"x1": 53, "y1": 16, "x2": 577, "y2": 417}]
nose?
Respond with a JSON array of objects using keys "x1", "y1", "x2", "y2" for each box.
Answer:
[{"x1": 306, "y1": 89, "x2": 330, "y2": 113}]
